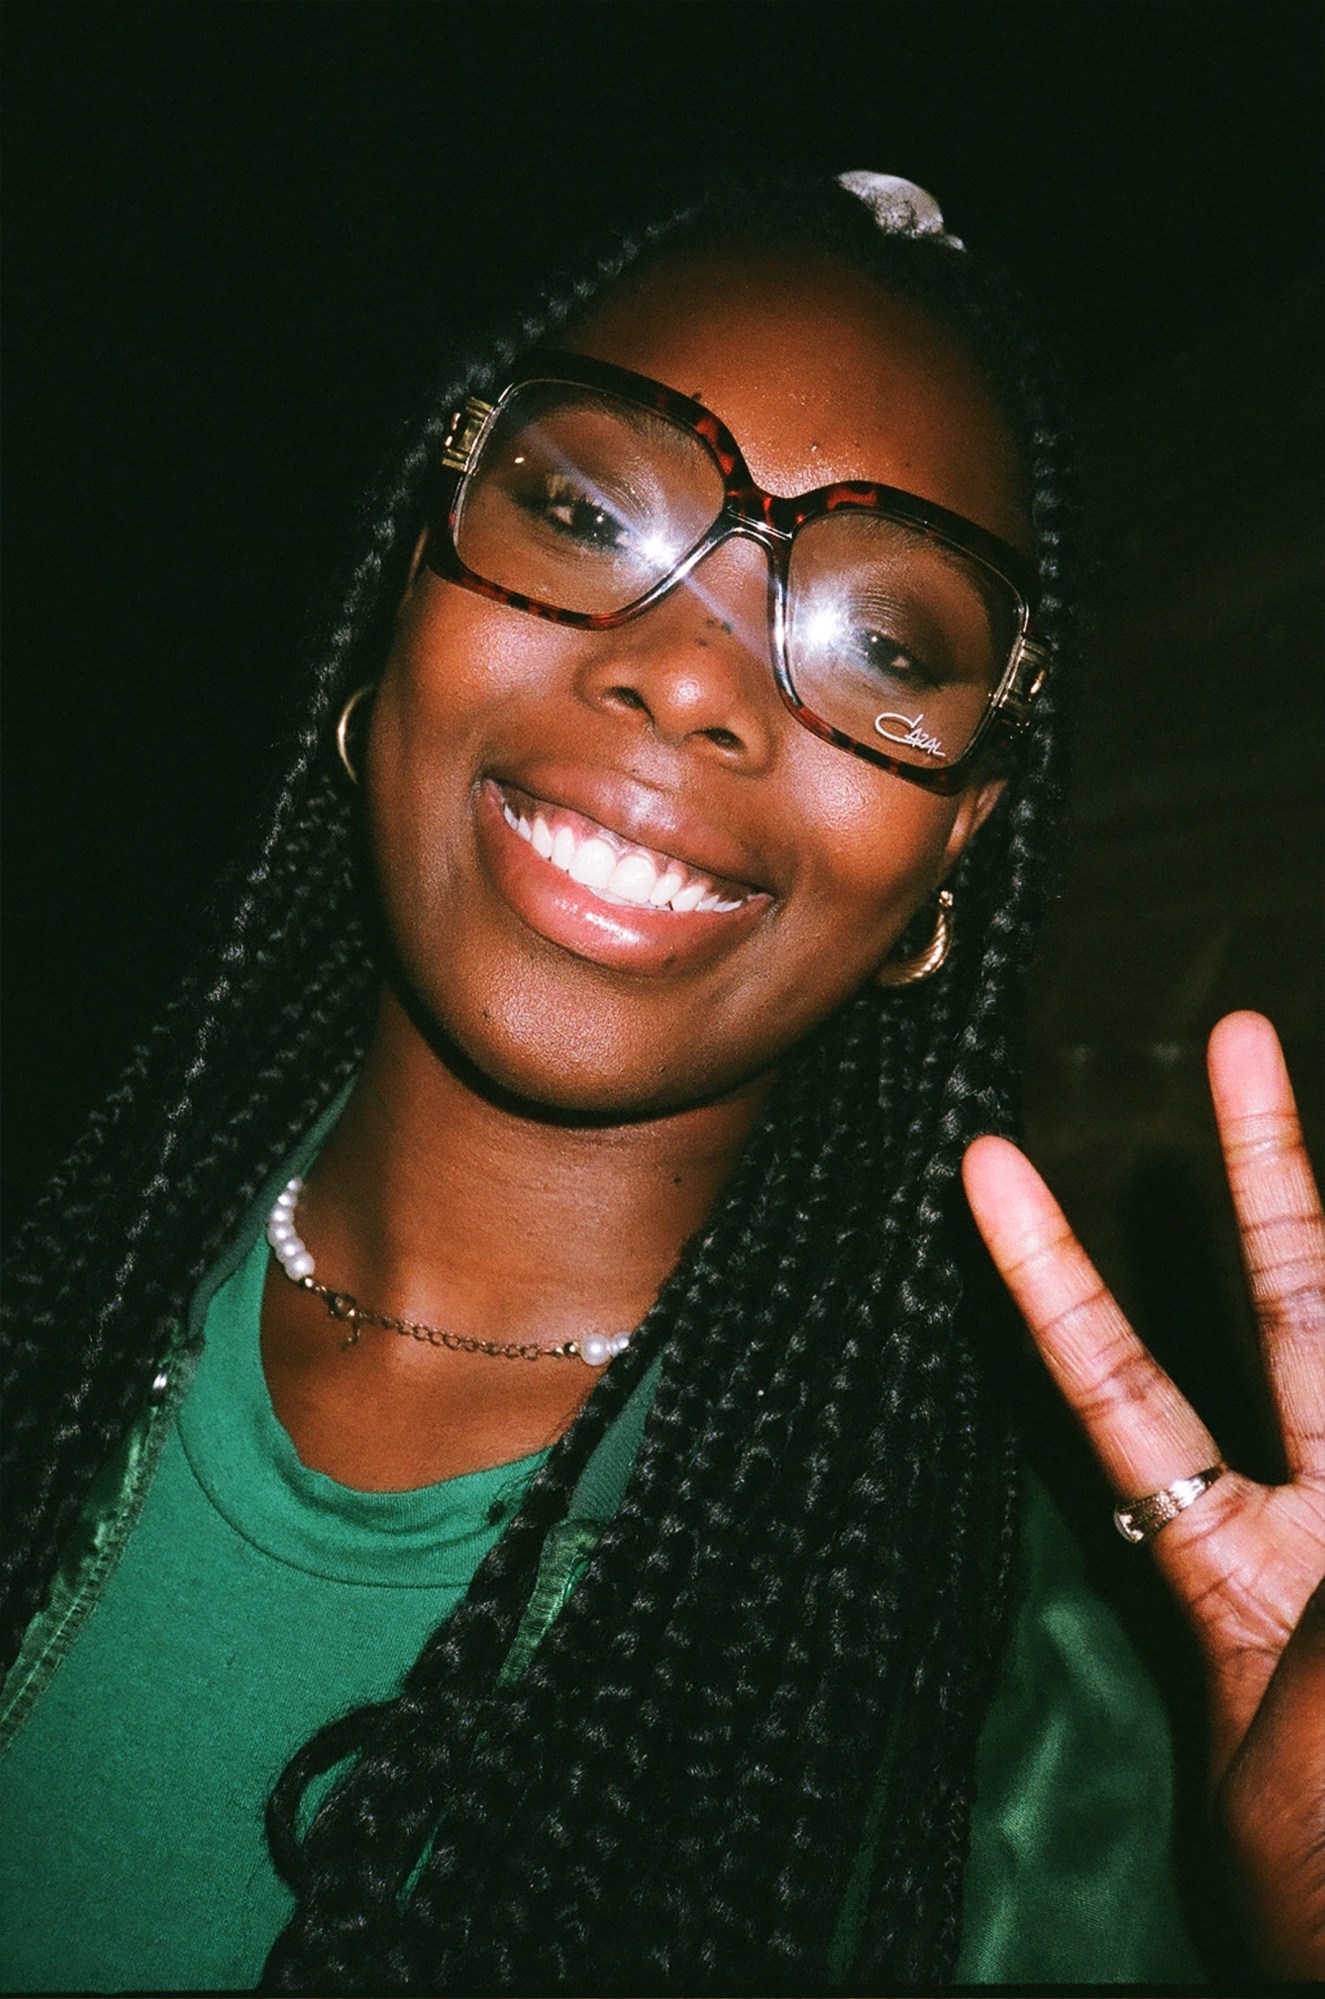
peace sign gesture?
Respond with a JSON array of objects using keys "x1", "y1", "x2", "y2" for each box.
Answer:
[{"x1": 963, "y1": 1011, "x2": 1325, "y2": 1979}]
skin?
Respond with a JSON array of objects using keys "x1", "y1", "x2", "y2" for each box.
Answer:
[{"x1": 259, "y1": 243, "x2": 1324, "y2": 1970}]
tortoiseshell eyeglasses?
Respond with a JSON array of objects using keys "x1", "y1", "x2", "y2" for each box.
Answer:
[{"x1": 425, "y1": 351, "x2": 1047, "y2": 793}]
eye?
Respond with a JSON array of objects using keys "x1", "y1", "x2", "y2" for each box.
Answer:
[
  {"x1": 846, "y1": 625, "x2": 939, "y2": 687},
  {"x1": 797, "y1": 600, "x2": 943, "y2": 691},
  {"x1": 529, "y1": 473, "x2": 632, "y2": 553}
]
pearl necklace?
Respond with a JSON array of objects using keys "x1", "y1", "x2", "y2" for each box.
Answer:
[{"x1": 266, "y1": 1177, "x2": 631, "y2": 1369}]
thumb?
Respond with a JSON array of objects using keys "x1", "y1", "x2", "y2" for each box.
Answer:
[{"x1": 1218, "y1": 1572, "x2": 1325, "y2": 1978}]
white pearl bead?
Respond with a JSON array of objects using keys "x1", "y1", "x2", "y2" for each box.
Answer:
[
  {"x1": 609, "y1": 1332, "x2": 631, "y2": 1356},
  {"x1": 267, "y1": 1180, "x2": 314, "y2": 1283},
  {"x1": 581, "y1": 1332, "x2": 610, "y2": 1367}
]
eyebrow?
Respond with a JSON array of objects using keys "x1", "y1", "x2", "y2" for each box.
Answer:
[
  {"x1": 540, "y1": 379, "x2": 702, "y2": 460},
  {"x1": 873, "y1": 515, "x2": 1020, "y2": 627}
]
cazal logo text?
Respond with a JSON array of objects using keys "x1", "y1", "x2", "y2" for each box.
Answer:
[{"x1": 873, "y1": 710, "x2": 947, "y2": 760}]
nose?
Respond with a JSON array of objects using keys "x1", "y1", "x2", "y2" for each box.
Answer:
[{"x1": 572, "y1": 536, "x2": 780, "y2": 769}]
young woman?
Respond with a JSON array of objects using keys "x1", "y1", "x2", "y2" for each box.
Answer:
[{"x1": 2, "y1": 172, "x2": 1321, "y2": 1993}]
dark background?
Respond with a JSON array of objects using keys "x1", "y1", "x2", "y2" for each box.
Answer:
[
  {"x1": 5, "y1": 8, "x2": 1321, "y2": 1354},
  {"x1": 3, "y1": 0, "x2": 1323, "y2": 1959}
]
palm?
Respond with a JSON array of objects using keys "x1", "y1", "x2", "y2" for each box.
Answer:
[
  {"x1": 1162, "y1": 1476, "x2": 1324, "y2": 1754},
  {"x1": 963, "y1": 1012, "x2": 1325, "y2": 1979}
]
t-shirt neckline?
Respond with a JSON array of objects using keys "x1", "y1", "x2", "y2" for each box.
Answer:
[{"x1": 176, "y1": 1226, "x2": 550, "y2": 1587}]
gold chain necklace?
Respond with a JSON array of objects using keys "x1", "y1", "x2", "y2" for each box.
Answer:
[{"x1": 266, "y1": 1176, "x2": 631, "y2": 1369}]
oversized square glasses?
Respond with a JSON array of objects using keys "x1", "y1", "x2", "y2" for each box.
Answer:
[{"x1": 425, "y1": 351, "x2": 1048, "y2": 793}]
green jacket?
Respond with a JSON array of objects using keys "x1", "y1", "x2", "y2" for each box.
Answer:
[{"x1": 1, "y1": 1147, "x2": 1202, "y2": 1988}]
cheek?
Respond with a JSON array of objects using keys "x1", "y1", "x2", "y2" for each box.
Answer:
[
  {"x1": 360, "y1": 597, "x2": 484, "y2": 925},
  {"x1": 367, "y1": 585, "x2": 548, "y2": 832},
  {"x1": 791, "y1": 745, "x2": 963, "y2": 943},
  {"x1": 380, "y1": 579, "x2": 549, "y2": 727}
]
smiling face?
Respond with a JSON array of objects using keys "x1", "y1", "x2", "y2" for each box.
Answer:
[{"x1": 364, "y1": 241, "x2": 1030, "y2": 1119}]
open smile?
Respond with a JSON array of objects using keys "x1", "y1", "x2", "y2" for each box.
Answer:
[
  {"x1": 476, "y1": 778, "x2": 771, "y2": 975},
  {"x1": 496, "y1": 782, "x2": 755, "y2": 913}
]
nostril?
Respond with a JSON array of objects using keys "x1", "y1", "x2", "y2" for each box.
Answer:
[
  {"x1": 702, "y1": 725, "x2": 743, "y2": 752},
  {"x1": 607, "y1": 685, "x2": 648, "y2": 712}
]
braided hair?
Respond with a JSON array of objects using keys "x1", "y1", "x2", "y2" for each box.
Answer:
[{"x1": 2, "y1": 174, "x2": 1078, "y2": 1991}]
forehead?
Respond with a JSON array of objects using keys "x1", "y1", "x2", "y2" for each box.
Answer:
[{"x1": 564, "y1": 243, "x2": 1030, "y2": 551}]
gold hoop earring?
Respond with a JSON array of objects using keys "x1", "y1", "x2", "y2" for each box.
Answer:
[
  {"x1": 877, "y1": 888, "x2": 954, "y2": 987},
  {"x1": 335, "y1": 683, "x2": 377, "y2": 786}
]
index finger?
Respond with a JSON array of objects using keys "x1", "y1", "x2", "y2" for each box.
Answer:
[
  {"x1": 962, "y1": 1135, "x2": 1220, "y2": 1496},
  {"x1": 1209, "y1": 1012, "x2": 1325, "y2": 1478}
]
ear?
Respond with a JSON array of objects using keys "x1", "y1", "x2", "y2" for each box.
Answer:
[
  {"x1": 939, "y1": 773, "x2": 1006, "y2": 877},
  {"x1": 405, "y1": 523, "x2": 432, "y2": 590},
  {"x1": 389, "y1": 523, "x2": 436, "y2": 624}
]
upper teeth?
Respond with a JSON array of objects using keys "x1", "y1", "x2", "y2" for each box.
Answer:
[{"x1": 501, "y1": 795, "x2": 745, "y2": 913}]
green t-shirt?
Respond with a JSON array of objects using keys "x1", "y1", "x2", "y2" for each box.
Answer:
[
  {"x1": 0, "y1": 1231, "x2": 556, "y2": 1990},
  {"x1": 0, "y1": 1208, "x2": 1200, "y2": 1990}
]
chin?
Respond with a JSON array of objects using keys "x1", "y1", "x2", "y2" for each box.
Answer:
[
  {"x1": 389, "y1": 961, "x2": 770, "y2": 1124},
  {"x1": 465, "y1": 1013, "x2": 765, "y2": 1124}
]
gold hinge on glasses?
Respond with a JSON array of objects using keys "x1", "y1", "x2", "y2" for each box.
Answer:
[
  {"x1": 999, "y1": 639, "x2": 1049, "y2": 727},
  {"x1": 440, "y1": 397, "x2": 495, "y2": 473}
]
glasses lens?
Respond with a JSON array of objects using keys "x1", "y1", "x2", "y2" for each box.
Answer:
[
  {"x1": 452, "y1": 382, "x2": 725, "y2": 615},
  {"x1": 786, "y1": 513, "x2": 1024, "y2": 769}
]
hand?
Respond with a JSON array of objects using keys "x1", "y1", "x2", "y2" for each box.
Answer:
[{"x1": 962, "y1": 1011, "x2": 1325, "y2": 1978}]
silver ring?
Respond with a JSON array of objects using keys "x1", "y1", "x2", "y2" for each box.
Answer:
[{"x1": 1113, "y1": 1464, "x2": 1227, "y2": 1545}]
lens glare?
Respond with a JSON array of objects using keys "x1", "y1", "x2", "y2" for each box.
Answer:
[
  {"x1": 453, "y1": 383, "x2": 725, "y2": 615},
  {"x1": 786, "y1": 513, "x2": 1022, "y2": 766}
]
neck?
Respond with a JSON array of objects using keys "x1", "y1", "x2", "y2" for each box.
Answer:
[{"x1": 294, "y1": 985, "x2": 772, "y2": 1345}]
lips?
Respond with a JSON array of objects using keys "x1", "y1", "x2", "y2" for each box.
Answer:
[{"x1": 475, "y1": 776, "x2": 771, "y2": 975}]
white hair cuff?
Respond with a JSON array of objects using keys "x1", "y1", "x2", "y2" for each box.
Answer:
[{"x1": 837, "y1": 171, "x2": 965, "y2": 251}]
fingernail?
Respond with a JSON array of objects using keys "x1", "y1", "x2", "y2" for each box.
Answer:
[{"x1": 1210, "y1": 1011, "x2": 1289, "y2": 1113}]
